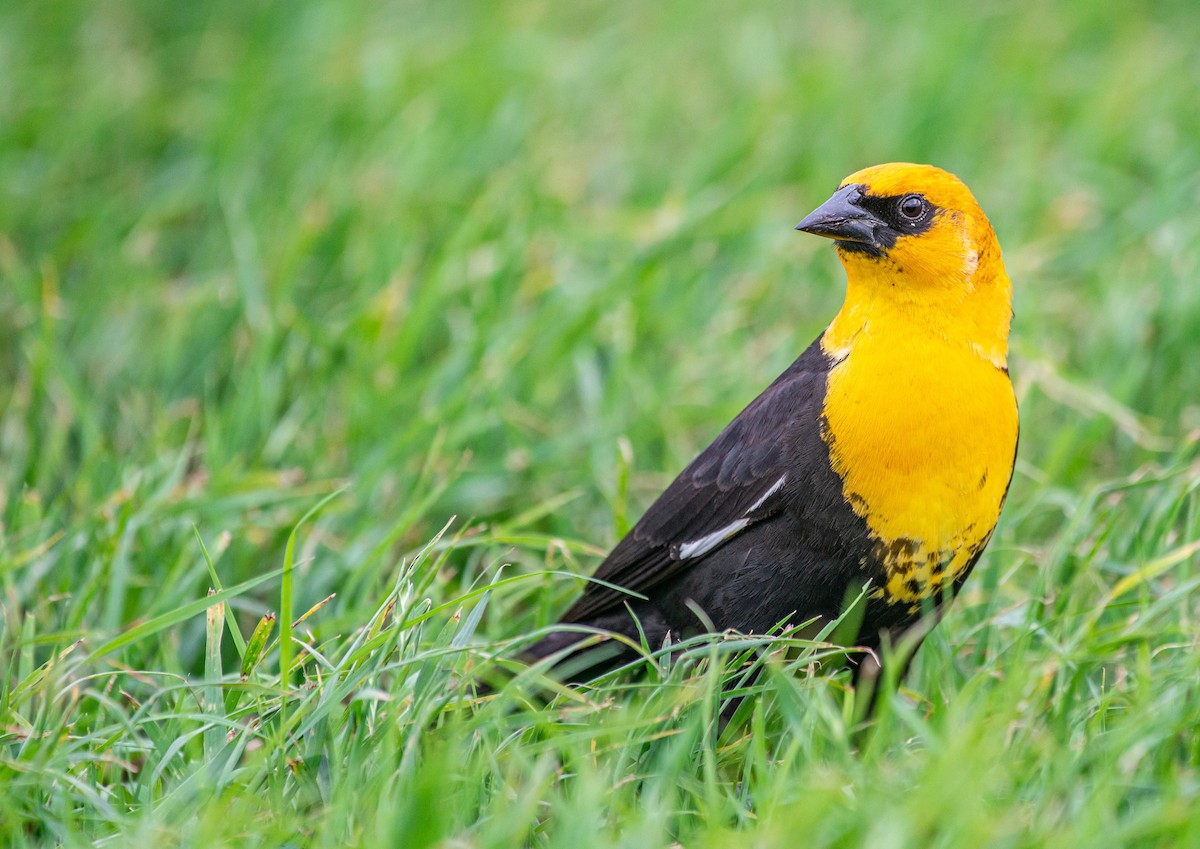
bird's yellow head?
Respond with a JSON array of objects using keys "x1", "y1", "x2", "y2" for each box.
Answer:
[{"x1": 798, "y1": 162, "x2": 1011, "y2": 366}]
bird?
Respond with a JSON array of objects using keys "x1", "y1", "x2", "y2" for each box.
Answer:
[{"x1": 524, "y1": 163, "x2": 1018, "y2": 691}]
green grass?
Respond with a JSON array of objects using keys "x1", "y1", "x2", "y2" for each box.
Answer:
[{"x1": 3, "y1": 0, "x2": 1200, "y2": 846}]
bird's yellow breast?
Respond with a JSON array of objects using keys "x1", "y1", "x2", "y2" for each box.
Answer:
[{"x1": 821, "y1": 313, "x2": 1018, "y2": 607}]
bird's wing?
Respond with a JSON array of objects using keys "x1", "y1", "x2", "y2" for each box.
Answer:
[{"x1": 562, "y1": 339, "x2": 830, "y2": 623}]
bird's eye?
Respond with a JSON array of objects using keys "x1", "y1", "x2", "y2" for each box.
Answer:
[{"x1": 899, "y1": 194, "x2": 926, "y2": 220}]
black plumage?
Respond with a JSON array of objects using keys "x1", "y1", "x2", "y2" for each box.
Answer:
[{"x1": 525, "y1": 337, "x2": 925, "y2": 674}]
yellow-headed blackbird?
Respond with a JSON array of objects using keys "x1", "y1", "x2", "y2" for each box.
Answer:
[{"x1": 526, "y1": 163, "x2": 1018, "y2": 683}]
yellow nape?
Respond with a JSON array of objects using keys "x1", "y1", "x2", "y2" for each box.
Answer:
[{"x1": 819, "y1": 163, "x2": 1018, "y2": 606}]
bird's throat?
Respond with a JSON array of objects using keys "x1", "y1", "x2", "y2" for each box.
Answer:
[{"x1": 825, "y1": 248, "x2": 1013, "y2": 370}]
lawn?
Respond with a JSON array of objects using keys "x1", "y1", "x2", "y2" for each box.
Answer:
[{"x1": 2, "y1": 1, "x2": 1199, "y2": 846}]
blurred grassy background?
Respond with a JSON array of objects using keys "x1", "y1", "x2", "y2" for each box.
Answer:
[{"x1": 2, "y1": 1, "x2": 1199, "y2": 846}]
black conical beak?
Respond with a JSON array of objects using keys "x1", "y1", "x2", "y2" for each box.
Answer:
[{"x1": 795, "y1": 183, "x2": 881, "y2": 247}]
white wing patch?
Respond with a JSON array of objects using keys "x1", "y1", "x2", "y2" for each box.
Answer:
[
  {"x1": 676, "y1": 474, "x2": 787, "y2": 561},
  {"x1": 677, "y1": 518, "x2": 750, "y2": 560},
  {"x1": 748, "y1": 475, "x2": 787, "y2": 512}
]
